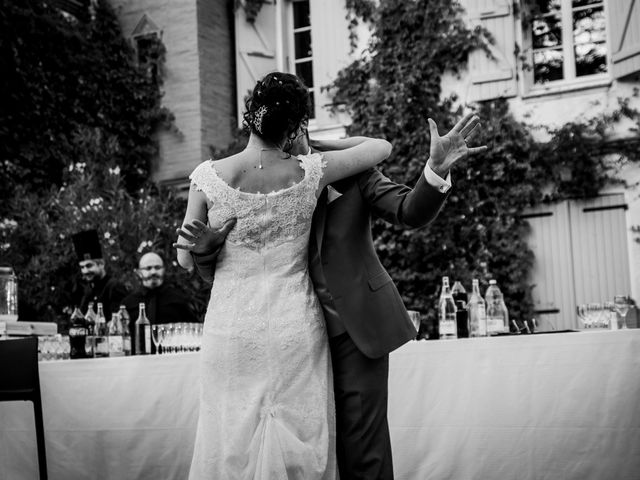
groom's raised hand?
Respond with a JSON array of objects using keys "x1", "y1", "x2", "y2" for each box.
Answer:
[{"x1": 427, "y1": 112, "x2": 487, "y2": 178}]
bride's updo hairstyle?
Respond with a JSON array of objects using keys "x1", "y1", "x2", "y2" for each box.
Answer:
[{"x1": 243, "y1": 72, "x2": 311, "y2": 145}]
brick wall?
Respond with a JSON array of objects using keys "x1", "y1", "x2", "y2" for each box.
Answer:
[
  {"x1": 110, "y1": 0, "x2": 235, "y2": 188},
  {"x1": 196, "y1": 0, "x2": 235, "y2": 164}
]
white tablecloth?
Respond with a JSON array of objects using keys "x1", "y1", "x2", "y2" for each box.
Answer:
[{"x1": 1, "y1": 330, "x2": 639, "y2": 480}]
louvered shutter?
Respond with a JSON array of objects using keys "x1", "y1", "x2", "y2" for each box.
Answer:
[
  {"x1": 459, "y1": 0, "x2": 518, "y2": 102},
  {"x1": 308, "y1": 0, "x2": 351, "y2": 127},
  {"x1": 235, "y1": 1, "x2": 279, "y2": 126},
  {"x1": 608, "y1": 0, "x2": 640, "y2": 79}
]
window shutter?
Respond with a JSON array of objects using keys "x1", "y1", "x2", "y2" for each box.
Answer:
[
  {"x1": 608, "y1": 0, "x2": 640, "y2": 79},
  {"x1": 308, "y1": 0, "x2": 351, "y2": 128},
  {"x1": 235, "y1": 1, "x2": 279, "y2": 126},
  {"x1": 459, "y1": 0, "x2": 517, "y2": 102}
]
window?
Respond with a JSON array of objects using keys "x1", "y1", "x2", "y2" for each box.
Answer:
[
  {"x1": 134, "y1": 33, "x2": 162, "y2": 83},
  {"x1": 288, "y1": 0, "x2": 316, "y2": 118},
  {"x1": 530, "y1": 0, "x2": 607, "y2": 85},
  {"x1": 130, "y1": 15, "x2": 163, "y2": 84}
]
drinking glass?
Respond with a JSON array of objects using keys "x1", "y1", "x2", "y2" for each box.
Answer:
[
  {"x1": 603, "y1": 301, "x2": 615, "y2": 329},
  {"x1": 586, "y1": 303, "x2": 601, "y2": 328},
  {"x1": 576, "y1": 304, "x2": 588, "y2": 328},
  {"x1": 613, "y1": 295, "x2": 630, "y2": 330},
  {"x1": 152, "y1": 325, "x2": 163, "y2": 354},
  {"x1": 163, "y1": 324, "x2": 175, "y2": 354}
]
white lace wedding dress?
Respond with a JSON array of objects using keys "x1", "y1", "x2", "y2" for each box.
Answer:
[{"x1": 187, "y1": 153, "x2": 336, "y2": 480}]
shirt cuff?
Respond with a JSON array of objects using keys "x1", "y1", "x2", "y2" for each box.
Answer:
[{"x1": 423, "y1": 162, "x2": 452, "y2": 193}]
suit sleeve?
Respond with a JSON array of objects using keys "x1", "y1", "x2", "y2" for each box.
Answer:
[{"x1": 356, "y1": 168, "x2": 450, "y2": 228}]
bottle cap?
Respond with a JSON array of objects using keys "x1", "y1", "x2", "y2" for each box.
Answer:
[{"x1": 489, "y1": 279, "x2": 497, "y2": 285}]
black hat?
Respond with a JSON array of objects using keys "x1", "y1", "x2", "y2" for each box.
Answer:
[{"x1": 72, "y1": 229, "x2": 103, "y2": 261}]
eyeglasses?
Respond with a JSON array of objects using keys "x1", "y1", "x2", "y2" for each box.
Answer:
[{"x1": 138, "y1": 266, "x2": 164, "y2": 272}]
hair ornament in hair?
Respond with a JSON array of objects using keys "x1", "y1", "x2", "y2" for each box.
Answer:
[{"x1": 253, "y1": 105, "x2": 268, "y2": 134}]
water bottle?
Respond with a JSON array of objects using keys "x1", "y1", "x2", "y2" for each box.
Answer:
[
  {"x1": 485, "y1": 279, "x2": 509, "y2": 335},
  {"x1": 438, "y1": 276, "x2": 458, "y2": 339},
  {"x1": 0, "y1": 266, "x2": 19, "y2": 322},
  {"x1": 468, "y1": 279, "x2": 487, "y2": 337}
]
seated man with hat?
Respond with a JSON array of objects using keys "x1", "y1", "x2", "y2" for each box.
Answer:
[{"x1": 72, "y1": 229, "x2": 128, "y2": 321}]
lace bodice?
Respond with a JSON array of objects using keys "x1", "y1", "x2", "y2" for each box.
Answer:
[{"x1": 189, "y1": 153, "x2": 325, "y2": 252}]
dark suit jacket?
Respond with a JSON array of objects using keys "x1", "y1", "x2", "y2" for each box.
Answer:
[
  {"x1": 122, "y1": 282, "x2": 199, "y2": 326},
  {"x1": 77, "y1": 274, "x2": 128, "y2": 322},
  {"x1": 192, "y1": 168, "x2": 449, "y2": 358}
]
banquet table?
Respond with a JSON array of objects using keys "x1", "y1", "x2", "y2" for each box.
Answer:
[{"x1": 1, "y1": 329, "x2": 639, "y2": 480}]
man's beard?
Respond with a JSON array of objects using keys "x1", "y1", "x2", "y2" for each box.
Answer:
[
  {"x1": 82, "y1": 273, "x2": 96, "y2": 283},
  {"x1": 142, "y1": 276, "x2": 163, "y2": 289}
]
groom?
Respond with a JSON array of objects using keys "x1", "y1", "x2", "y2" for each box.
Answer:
[{"x1": 176, "y1": 113, "x2": 486, "y2": 479}]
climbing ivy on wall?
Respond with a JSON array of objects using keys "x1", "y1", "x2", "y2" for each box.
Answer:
[{"x1": 332, "y1": 0, "x2": 640, "y2": 326}]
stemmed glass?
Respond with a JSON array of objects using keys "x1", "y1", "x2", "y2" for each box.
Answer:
[
  {"x1": 576, "y1": 304, "x2": 588, "y2": 328},
  {"x1": 163, "y1": 324, "x2": 174, "y2": 354},
  {"x1": 613, "y1": 295, "x2": 630, "y2": 330},
  {"x1": 152, "y1": 325, "x2": 163, "y2": 354}
]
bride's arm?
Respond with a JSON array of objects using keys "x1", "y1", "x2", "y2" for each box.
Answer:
[
  {"x1": 318, "y1": 138, "x2": 392, "y2": 190},
  {"x1": 310, "y1": 136, "x2": 371, "y2": 151},
  {"x1": 175, "y1": 184, "x2": 209, "y2": 270}
]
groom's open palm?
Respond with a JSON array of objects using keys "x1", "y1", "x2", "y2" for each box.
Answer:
[{"x1": 427, "y1": 112, "x2": 487, "y2": 177}]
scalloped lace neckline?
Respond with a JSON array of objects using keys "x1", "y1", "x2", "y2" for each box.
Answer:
[{"x1": 207, "y1": 158, "x2": 309, "y2": 197}]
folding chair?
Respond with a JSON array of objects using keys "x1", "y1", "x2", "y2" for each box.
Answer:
[{"x1": 0, "y1": 337, "x2": 48, "y2": 479}]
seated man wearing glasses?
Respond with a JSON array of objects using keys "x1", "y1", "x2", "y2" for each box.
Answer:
[{"x1": 122, "y1": 252, "x2": 199, "y2": 348}]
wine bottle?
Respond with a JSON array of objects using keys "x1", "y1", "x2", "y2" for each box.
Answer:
[
  {"x1": 134, "y1": 303, "x2": 151, "y2": 355},
  {"x1": 451, "y1": 281, "x2": 469, "y2": 338}
]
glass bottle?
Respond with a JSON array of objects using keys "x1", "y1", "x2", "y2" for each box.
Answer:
[
  {"x1": 439, "y1": 276, "x2": 457, "y2": 339},
  {"x1": 93, "y1": 302, "x2": 109, "y2": 357},
  {"x1": 107, "y1": 312, "x2": 124, "y2": 357},
  {"x1": 68, "y1": 306, "x2": 88, "y2": 359},
  {"x1": 485, "y1": 280, "x2": 509, "y2": 335},
  {"x1": 134, "y1": 302, "x2": 151, "y2": 355},
  {"x1": 118, "y1": 305, "x2": 132, "y2": 356},
  {"x1": 84, "y1": 301, "x2": 96, "y2": 357},
  {"x1": 451, "y1": 281, "x2": 469, "y2": 338},
  {"x1": 467, "y1": 279, "x2": 487, "y2": 337},
  {"x1": 0, "y1": 266, "x2": 18, "y2": 322}
]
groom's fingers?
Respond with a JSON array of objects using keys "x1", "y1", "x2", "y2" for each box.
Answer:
[
  {"x1": 459, "y1": 116, "x2": 480, "y2": 137},
  {"x1": 467, "y1": 145, "x2": 488, "y2": 156},
  {"x1": 176, "y1": 227, "x2": 197, "y2": 242},
  {"x1": 183, "y1": 223, "x2": 203, "y2": 236},
  {"x1": 451, "y1": 112, "x2": 475, "y2": 133},
  {"x1": 218, "y1": 217, "x2": 237, "y2": 236},
  {"x1": 427, "y1": 118, "x2": 439, "y2": 139},
  {"x1": 173, "y1": 242, "x2": 194, "y2": 251},
  {"x1": 191, "y1": 219, "x2": 208, "y2": 230},
  {"x1": 461, "y1": 121, "x2": 480, "y2": 139}
]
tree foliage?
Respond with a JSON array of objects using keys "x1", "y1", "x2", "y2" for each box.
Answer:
[
  {"x1": 332, "y1": 0, "x2": 640, "y2": 325},
  {"x1": 0, "y1": 128, "x2": 211, "y2": 325},
  {"x1": 0, "y1": 0, "x2": 174, "y2": 204},
  {"x1": 0, "y1": 0, "x2": 210, "y2": 325}
]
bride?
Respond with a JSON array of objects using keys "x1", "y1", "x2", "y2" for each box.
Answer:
[{"x1": 176, "y1": 72, "x2": 391, "y2": 479}]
